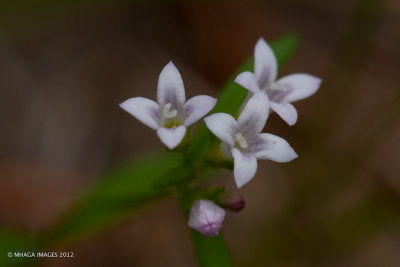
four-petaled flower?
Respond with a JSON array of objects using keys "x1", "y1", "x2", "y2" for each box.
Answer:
[
  {"x1": 188, "y1": 199, "x2": 226, "y2": 237},
  {"x1": 120, "y1": 61, "x2": 217, "y2": 149},
  {"x1": 235, "y1": 38, "x2": 322, "y2": 125},
  {"x1": 205, "y1": 92, "x2": 298, "y2": 188}
]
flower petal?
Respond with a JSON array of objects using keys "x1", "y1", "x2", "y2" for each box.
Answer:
[
  {"x1": 250, "y1": 133, "x2": 298, "y2": 162},
  {"x1": 237, "y1": 92, "x2": 269, "y2": 137},
  {"x1": 232, "y1": 148, "x2": 258, "y2": 188},
  {"x1": 119, "y1": 97, "x2": 160, "y2": 130},
  {"x1": 275, "y1": 73, "x2": 322, "y2": 103},
  {"x1": 184, "y1": 95, "x2": 217, "y2": 127},
  {"x1": 234, "y1": 71, "x2": 261, "y2": 93},
  {"x1": 157, "y1": 61, "x2": 186, "y2": 108},
  {"x1": 157, "y1": 126, "x2": 186, "y2": 149},
  {"x1": 204, "y1": 113, "x2": 237, "y2": 146},
  {"x1": 270, "y1": 102, "x2": 298, "y2": 126},
  {"x1": 254, "y1": 38, "x2": 278, "y2": 89}
]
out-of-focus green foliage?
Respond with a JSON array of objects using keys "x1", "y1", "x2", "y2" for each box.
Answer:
[
  {"x1": 0, "y1": 0, "x2": 108, "y2": 29},
  {"x1": 0, "y1": 230, "x2": 37, "y2": 267},
  {"x1": 43, "y1": 151, "x2": 185, "y2": 245}
]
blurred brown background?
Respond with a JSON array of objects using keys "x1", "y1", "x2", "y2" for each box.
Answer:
[{"x1": 1, "y1": 0, "x2": 400, "y2": 266}]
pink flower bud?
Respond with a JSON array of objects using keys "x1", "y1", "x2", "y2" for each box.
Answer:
[
  {"x1": 223, "y1": 195, "x2": 245, "y2": 212},
  {"x1": 188, "y1": 200, "x2": 226, "y2": 237}
]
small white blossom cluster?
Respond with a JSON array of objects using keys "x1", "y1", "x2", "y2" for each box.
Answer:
[{"x1": 120, "y1": 38, "x2": 321, "y2": 237}]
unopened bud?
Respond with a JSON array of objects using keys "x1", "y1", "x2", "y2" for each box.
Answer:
[
  {"x1": 188, "y1": 199, "x2": 226, "y2": 237},
  {"x1": 223, "y1": 195, "x2": 245, "y2": 212}
]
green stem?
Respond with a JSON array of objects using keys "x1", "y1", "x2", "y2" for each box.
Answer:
[{"x1": 178, "y1": 189, "x2": 233, "y2": 267}]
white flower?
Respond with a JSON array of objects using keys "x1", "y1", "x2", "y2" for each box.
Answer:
[
  {"x1": 205, "y1": 92, "x2": 298, "y2": 188},
  {"x1": 120, "y1": 61, "x2": 217, "y2": 149},
  {"x1": 235, "y1": 38, "x2": 322, "y2": 125},
  {"x1": 188, "y1": 199, "x2": 226, "y2": 237}
]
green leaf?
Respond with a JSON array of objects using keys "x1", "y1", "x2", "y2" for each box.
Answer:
[
  {"x1": 151, "y1": 159, "x2": 193, "y2": 189},
  {"x1": 0, "y1": 230, "x2": 37, "y2": 267},
  {"x1": 44, "y1": 150, "x2": 186, "y2": 245}
]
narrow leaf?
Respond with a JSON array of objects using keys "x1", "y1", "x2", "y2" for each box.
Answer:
[{"x1": 44, "y1": 151, "x2": 186, "y2": 245}]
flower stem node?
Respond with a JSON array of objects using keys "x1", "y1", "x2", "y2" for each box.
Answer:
[{"x1": 188, "y1": 199, "x2": 226, "y2": 237}]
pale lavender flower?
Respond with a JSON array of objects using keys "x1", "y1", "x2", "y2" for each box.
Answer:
[
  {"x1": 235, "y1": 38, "x2": 322, "y2": 125},
  {"x1": 120, "y1": 61, "x2": 217, "y2": 149},
  {"x1": 188, "y1": 199, "x2": 226, "y2": 237},
  {"x1": 205, "y1": 92, "x2": 298, "y2": 188}
]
